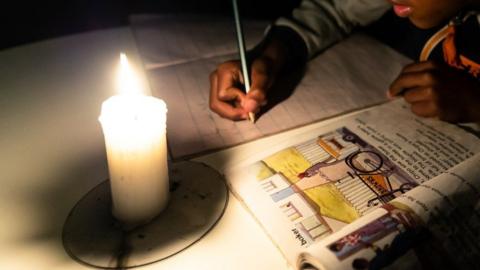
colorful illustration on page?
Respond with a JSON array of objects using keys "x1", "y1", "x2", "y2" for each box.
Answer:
[
  {"x1": 249, "y1": 127, "x2": 417, "y2": 246},
  {"x1": 327, "y1": 203, "x2": 431, "y2": 270}
]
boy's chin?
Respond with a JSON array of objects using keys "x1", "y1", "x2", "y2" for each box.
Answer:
[{"x1": 408, "y1": 17, "x2": 442, "y2": 30}]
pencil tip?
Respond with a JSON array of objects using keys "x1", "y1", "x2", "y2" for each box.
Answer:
[{"x1": 248, "y1": 112, "x2": 256, "y2": 123}]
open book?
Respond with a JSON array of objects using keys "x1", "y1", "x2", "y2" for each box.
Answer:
[{"x1": 226, "y1": 100, "x2": 480, "y2": 270}]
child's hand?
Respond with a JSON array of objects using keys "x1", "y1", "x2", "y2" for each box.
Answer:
[
  {"x1": 209, "y1": 39, "x2": 289, "y2": 121},
  {"x1": 209, "y1": 57, "x2": 274, "y2": 120},
  {"x1": 388, "y1": 61, "x2": 480, "y2": 123}
]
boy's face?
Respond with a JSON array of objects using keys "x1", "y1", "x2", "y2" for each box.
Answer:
[{"x1": 388, "y1": 0, "x2": 470, "y2": 29}]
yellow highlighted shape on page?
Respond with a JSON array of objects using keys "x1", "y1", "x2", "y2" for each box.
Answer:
[
  {"x1": 249, "y1": 161, "x2": 275, "y2": 181},
  {"x1": 304, "y1": 183, "x2": 359, "y2": 223},
  {"x1": 263, "y1": 147, "x2": 312, "y2": 183}
]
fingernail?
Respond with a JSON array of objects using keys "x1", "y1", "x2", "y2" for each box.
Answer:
[{"x1": 243, "y1": 99, "x2": 259, "y2": 112}]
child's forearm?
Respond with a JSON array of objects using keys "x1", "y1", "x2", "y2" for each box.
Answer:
[{"x1": 257, "y1": 26, "x2": 308, "y2": 75}]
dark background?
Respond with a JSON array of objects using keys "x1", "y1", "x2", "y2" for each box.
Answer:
[{"x1": 0, "y1": 0, "x2": 301, "y2": 50}]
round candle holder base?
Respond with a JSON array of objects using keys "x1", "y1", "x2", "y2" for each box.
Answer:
[{"x1": 62, "y1": 161, "x2": 228, "y2": 269}]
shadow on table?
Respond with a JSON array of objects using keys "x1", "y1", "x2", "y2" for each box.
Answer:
[{"x1": 13, "y1": 151, "x2": 107, "y2": 262}]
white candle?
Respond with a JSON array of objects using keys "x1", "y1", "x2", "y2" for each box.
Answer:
[{"x1": 99, "y1": 53, "x2": 169, "y2": 226}]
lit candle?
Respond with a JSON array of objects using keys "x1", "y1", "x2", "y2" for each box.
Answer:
[{"x1": 99, "y1": 53, "x2": 169, "y2": 227}]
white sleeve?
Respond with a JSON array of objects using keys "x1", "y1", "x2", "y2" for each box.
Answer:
[{"x1": 274, "y1": 0, "x2": 391, "y2": 57}]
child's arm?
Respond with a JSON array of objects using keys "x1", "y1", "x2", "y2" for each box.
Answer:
[
  {"x1": 275, "y1": 0, "x2": 390, "y2": 58},
  {"x1": 388, "y1": 61, "x2": 480, "y2": 123},
  {"x1": 209, "y1": 0, "x2": 390, "y2": 120}
]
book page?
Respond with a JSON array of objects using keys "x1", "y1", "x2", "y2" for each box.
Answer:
[
  {"x1": 389, "y1": 153, "x2": 480, "y2": 268},
  {"x1": 299, "y1": 152, "x2": 480, "y2": 270},
  {"x1": 225, "y1": 100, "x2": 480, "y2": 268},
  {"x1": 130, "y1": 15, "x2": 411, "y2": 159}
]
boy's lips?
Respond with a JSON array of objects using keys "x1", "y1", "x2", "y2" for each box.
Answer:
[{"x1": 389, "y1": 0, "x2": 413, "y2": 18}]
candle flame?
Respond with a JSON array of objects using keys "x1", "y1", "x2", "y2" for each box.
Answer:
[{"x1": 117, "y1": 53, "x2": 143, "y2": 95}]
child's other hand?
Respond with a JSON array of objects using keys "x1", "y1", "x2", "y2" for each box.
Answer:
[
  {"x1": 388, "y1": 60, "x2": 480, "y2": 122},
  {"x1": 209, "y1": 57, "x2": 274, "y2": 120}
]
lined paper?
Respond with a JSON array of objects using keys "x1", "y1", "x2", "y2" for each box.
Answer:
[{"x1": 130, "y1": 15, "x2": 411, "y2": 159}]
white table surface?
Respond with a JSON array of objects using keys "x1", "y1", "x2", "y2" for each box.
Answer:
[{"x1": 0, "y1": 27, "x2": 295, "y2": 270}]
